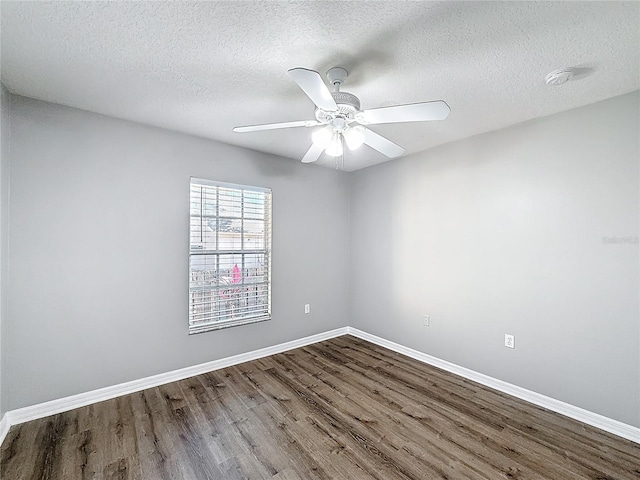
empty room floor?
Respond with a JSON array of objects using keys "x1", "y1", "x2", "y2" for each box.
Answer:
[{"x1": 1, "y1": 336, "x2": 638, "y2": 479}]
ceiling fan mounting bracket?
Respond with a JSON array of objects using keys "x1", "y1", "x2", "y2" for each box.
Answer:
[{"x1": 326, "y1": 67, "x2": 348, "y2": 88}]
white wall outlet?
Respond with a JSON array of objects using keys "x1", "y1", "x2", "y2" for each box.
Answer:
[
  {"x1": 505, "y1": 334, "x2": 515, "y2": 349},
  {"x1": 423, "y1": 315, "x2": 430, "y2": 327},
  {"x1": 304, "y1": 304, "x2": 310, "y2": 314}
]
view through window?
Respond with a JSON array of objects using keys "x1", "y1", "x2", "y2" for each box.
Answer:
[{"x1": 189, "y1": 178, "x2": 271, "y2": 333}]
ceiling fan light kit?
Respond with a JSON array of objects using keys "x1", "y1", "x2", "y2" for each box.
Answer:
[
  {"x1": 311, "y1": 124, "x2": 332, "y2": 146},
  {"x1": 344, "y1": 125, "x2": 366, "y2": 150},
  {"x1": 233, "y1": 66, "x2": 450, "y2": 166},
  {"x1": 325, "y1": 132, "x2": 343, "y2": 157},
  {"x1": 311, "y1": 123, "x2": 366, "y2": 157}
]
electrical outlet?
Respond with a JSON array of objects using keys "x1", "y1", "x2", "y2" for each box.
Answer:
[
  {"x1": 423, "y1": 315, "x2": 430, "y2": 327},
  {"x1": 505, "y1": 334, "x2": 515, "y2": 349},
  {"x1": 304, "y1": 304, "x2": 310, "y2": 314}
]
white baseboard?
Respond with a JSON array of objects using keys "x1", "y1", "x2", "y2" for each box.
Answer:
[
  {"x1": 346, "y1": 327, "x2": 640, "y2": 444},
  {"x1": 0, "y1": 413, "x2": 10, "y2": 446},
  {"x1": 1, "y1": 325, "x2": 638, "y2": 448},
  {"x1": 0, "y1": 327, "x2": 348, "y2": 446}
]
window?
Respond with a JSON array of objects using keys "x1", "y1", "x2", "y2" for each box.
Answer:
[{"x1": 189, "y1": 178, "x2": 271, "y2": 333}]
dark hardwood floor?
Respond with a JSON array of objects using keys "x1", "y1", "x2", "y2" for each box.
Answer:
[{"x1": 1, "y1": 335, "x2": 639, "y2": 479}]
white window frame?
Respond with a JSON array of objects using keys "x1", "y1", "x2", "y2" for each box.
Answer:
[{"x1": 188, "y1": 178, "x2": 272, "y2": 334}]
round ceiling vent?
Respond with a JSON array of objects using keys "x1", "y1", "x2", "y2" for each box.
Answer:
[{"x1": 545, "y1": 68, "x2": 574, "y2": 86}]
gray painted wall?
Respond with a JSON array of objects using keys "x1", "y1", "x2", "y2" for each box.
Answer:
[
  {"x1": 0, "y1": 84, "x2": 10, "y2": 417},
  {"x1": 350, "y1": 91, "x2": 640, "y2": 427},
  {"x1": 3, "y1": 90, "x2": 639, "y2": 429},
  {"x1": 5, "y1": 95, "x2": 350, "y2": 411}
]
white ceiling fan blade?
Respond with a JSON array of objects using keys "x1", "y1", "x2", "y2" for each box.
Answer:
[
  {"x1": 360, "y1": 100, "x2": 450, "y2": 125},
  {"x1": 301, "y1": 142, "x2": 325, "y2": 163},
  {"x1": 233, "y1": 120, "x2": 321, "y2": 133},
  {"x1": 288, "y1": 68, "x2": 338, "y2": 112},
  {"x1": 363, "y1": 128, "x2": 405, "y2": 158}
]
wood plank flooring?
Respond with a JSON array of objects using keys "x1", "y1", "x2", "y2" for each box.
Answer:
[{"x1": 1, "y1": 335, "x2": 639, "y2": 479}]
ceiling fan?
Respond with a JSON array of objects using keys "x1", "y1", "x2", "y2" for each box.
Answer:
[{"x1": 233, "y1": 67, "x2": 450, "y2": 164}]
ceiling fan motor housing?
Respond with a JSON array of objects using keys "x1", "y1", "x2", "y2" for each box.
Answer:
[
  {"x1": 315, "y1": 91, "x2": 362, "y2": 126},
  {"x1": 331, "y1": 91, "x2": 360, "y2": 110}
]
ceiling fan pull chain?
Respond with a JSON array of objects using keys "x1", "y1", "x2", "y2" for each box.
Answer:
[{"x1": 335, "y1": 136, "x2": 345, "y2": 170}]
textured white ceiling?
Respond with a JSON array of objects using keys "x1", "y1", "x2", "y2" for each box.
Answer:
[{"x1": 1, "y1": 1, "x2": 639, "y2": 171}]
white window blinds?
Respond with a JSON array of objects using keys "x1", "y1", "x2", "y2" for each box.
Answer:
[{"x1": 189, "y1": 178, "x2": 272, "y2": 333}]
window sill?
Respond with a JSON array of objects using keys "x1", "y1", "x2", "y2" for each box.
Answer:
[{"x1": 188, "y1": 315, "x2": 271, "y2": 335}]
